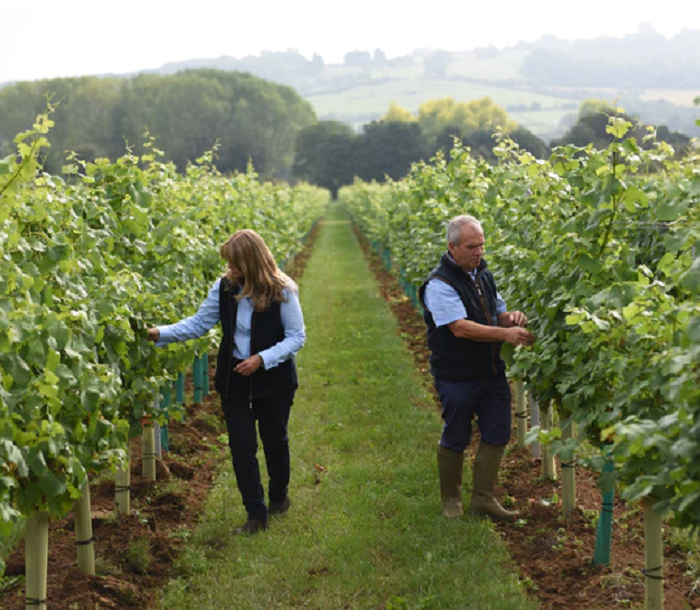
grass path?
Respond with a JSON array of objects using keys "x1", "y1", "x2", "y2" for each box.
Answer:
[{"x1": 162, "y1": 207, "x2": 538, "y2": 610}]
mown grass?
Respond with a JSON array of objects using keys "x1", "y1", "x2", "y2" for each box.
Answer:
[{"x1": 160, "y1": 207, "x2": 539, "y2": 610}]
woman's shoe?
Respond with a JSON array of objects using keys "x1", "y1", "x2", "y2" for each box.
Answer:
[
  {"x1": 234, "y1": 519, "x2": 268, "y2": 535},
  {"x1": 269, "y1": 496, "x2": 291, "y2": 515}
]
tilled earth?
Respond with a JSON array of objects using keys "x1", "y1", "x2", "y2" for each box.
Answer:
[{"x1": 1, "y1": 373, "x2": 227, "y2": 610}]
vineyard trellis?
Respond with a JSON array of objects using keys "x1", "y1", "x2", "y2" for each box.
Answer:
[
  {"x1": 343, "y1": 117, "x2": 699, "y2": 609},
  {"x1": 0, "y1": 110, "x2": 328, "y2": 608}
]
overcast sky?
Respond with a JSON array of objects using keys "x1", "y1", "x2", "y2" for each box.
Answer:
[{"x1": 2, "y1": 0, "x2": 700, "y2": 83}]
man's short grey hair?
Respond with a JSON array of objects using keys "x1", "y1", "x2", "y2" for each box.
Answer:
[{"x1": 447, "y1": 215, "x2": 482, "y2": 246}]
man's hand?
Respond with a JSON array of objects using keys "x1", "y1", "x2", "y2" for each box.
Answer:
[
  {"x1": 498, "y1": 311, "x2": 528, "y2": 328},
  {"x1": 234, "y1": 355, "x2": 264, "y2": 376},
  {"x1": 146, "y1": 328, "x2": 160, "y2": 342},
  {"x1": 504, "y1": 327, "x2": 536, "y2": 347}
]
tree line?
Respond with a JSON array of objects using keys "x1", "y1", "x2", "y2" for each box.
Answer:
[
  {"x1": 0, "y1": 70, "x2": 693, "y2": 194},
  {"x1": 293, "y1": 97, "x2": 692, "y2": 198},
  {"x1": 0, "y1": 70, "x2": 317, "y2": 179},
  {"x1": 520, "y1": 26, "x2": 700, "y2": 89}
]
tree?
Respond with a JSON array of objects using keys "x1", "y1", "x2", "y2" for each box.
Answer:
[
  {"x1": 0, "y1": 69, "x2": 317, "y2": 179},
  {"x1": 423, "y1": 50, "x2": 453, "y2": 79},
  {"x1": 0, "y1": 77, "x2": 122, "y2": 173},
  {"x1": 344, "y1": 51, "x2": 372, "y2": 67},
  {"x1": 311, "y1": 53, "x2": 325, "y2": 73},
  {"x1": 293, "y1": 121, "x2": 358, "y2": 199},
  {"x1": 373, "y1": 49, "x2": 387, "y2": 64},
  {"x1": 435, "y1": 124, "x2": 548, "y2": 163},
  {"x1": 552, "y1": 100, "x2": 691, "y2": 154},
  {"x1": 417, "y1": 97, "x2": 517, "y2": 149},
  {"x1": 382, "y1": 102, "x2": 416, "y2": 123},
  {"x1": 356, "y1": 120, "x2": 427, "y2": 182}
]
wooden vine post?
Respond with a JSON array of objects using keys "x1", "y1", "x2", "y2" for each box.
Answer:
[
  {"x1": 541, "y1": 402, "x2": 557, "y2": 480},
  {"x1": 644, "y1": 498, "x2": 664, "y2": 610},
  {"x1": 514, "y1": 380, "x2": 527, "y2": 448},
  {"x1": 115, "y1": 447, "x2": 131, "y2": 516},
  {"x1": 561, "y1": 419, "x2": 576, "y2": 520},
  {"x1": 25, "y1": 511, "x2": 49, "y2": 610},
  {"x1": 142, "y1": 417, "x2": 157, "y2": 482},
  {"x1": 74, "y1": 481, "x2": 95, "y2": 574},
  {"x1": 528, "y1": 394, "x2": 541, "y2": 459}
]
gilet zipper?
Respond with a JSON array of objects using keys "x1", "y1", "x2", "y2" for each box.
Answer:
[
  {"x1": 224, "y1": 287, "x2": 236, "y2": 398},
  {"x1": 249, "y1": 309, "x2": 257, "y2": 409},
  {"x1": 472, "y1": 272, "x2": 498, "y2": 376}
]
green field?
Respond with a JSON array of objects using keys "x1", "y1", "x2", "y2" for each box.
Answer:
[
  {"x1": 448, "y1": 51, "x2": 530, "y2": 81},
  {"x1": 308, "y1": 78, "x2": 573, "y2": 116},
  {"x1": 307, "y1": 77, "x2": 576, "y2": 135}
]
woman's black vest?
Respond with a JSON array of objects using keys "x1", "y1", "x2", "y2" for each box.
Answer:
[
  {"x1": 419, "y1": 253, "x2": 505, "y2": 381},
  {"x1": 214, "y1": 278, "x2": 298, "y2": 399}
]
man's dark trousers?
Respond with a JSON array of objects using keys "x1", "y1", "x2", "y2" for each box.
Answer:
[{"x1": 435, "y1": 374, "x2": 512, "y2": 451}]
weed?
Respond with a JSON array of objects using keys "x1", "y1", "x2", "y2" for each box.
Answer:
[
  {"x1": 502, "y1": 494, "x2": 516, "y2": 507},
  {"x1": 95, "y1": 557, "x2": 122, "y2": 577},
  {"x1": 387, "y1": 595, "x2": 437, "y2": 610},
  {"x1": 520, "y1": 576, "x2": 539, "y2": 591},
  {"x1": 154, "y1": 478, "x2": 185, "y2": 498},
  {"x1": 124, "y1": 538, "x2": 151, "y2": 575},
  {"x1": 667, "y1": 526, "x2": 700, "y2": 555}
]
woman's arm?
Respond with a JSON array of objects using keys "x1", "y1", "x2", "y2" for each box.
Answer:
[
  {"x1": 147, "y1": 279, "x2": 221, "y2": 345},
  {"x1": 257, "y1": 288, "x2": 306, "y2": 369}
]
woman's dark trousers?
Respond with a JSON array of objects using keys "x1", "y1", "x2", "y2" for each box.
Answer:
[{"x1": 221, "y1": 373, "x2": 294, "y2": 522}]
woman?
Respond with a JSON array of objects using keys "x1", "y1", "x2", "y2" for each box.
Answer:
[{"x1": 147, "y1": 229, "x2": 306, "y2": 535}]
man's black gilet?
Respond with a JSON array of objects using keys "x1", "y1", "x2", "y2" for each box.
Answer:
[
  {"x1": 419, "y1": 253, "x2": 505, "y2": 381},
  {"x1": 214, "y1": 278, "x2": 298, "y2": 399}
]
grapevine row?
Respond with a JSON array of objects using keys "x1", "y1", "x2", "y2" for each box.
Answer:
[
  {"x1": 342, "y1": 119, "x2": 700, "y2": 530},
  {"x1": 0, "y1": 112, "x2": 328, "y2": 532}
]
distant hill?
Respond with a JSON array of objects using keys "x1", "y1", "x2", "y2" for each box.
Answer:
[
  {"x1": 2, "y1": 25, "x2": 699, "y2": 140},
  {"x1": 136, "y1": 26, "x2": 700, "y2": 140}
]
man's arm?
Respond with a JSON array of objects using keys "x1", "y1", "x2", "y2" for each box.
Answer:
[{"x1": 448, "y1": 319, "x2": 535, "y2": 346}]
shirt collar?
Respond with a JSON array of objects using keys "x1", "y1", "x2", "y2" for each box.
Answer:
[{"x1": 446, "y1": 251, "x2": 478, "y2": 280}]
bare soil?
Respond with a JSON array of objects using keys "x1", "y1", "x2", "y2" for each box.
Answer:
[{"x1": 1, "y1": 370, "x2": 227, "y2": 610}]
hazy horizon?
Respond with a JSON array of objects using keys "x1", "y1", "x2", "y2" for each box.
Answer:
[{"x1": 2, "y1": 0, "x2": 700, "y2": 84}]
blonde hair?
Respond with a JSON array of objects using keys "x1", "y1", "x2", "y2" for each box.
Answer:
[{"x1": 220, "y1": 229, "x2": 296, "y2": 311}]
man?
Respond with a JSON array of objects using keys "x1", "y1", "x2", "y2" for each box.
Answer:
[{"x1": 419, "y1": 214, "x2": 535, "y2": 521}]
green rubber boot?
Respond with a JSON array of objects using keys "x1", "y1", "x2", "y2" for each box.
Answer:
[
  {"x1": 437, "y1": 445, "x2": 465, "y2": 518},
  {"x1": 469, "y1": 442, "x2": 519, "y2": 522}
]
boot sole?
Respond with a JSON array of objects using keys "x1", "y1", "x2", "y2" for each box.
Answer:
[{"x1": 469, "y1": 509, "x2": 519, "y2": 523}]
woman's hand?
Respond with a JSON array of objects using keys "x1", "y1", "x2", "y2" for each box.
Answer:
[
  {"x1": 146, "y1": 328, "x2": 160, "y2": 342},
  {"x1": 234, "y1": 354, "x2": 264, "y2": 376}
]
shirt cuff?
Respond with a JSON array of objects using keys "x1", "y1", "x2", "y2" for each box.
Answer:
[
  {"x1": 155, "y1": 326, "x2": 173, "y2": 345},
  {"x1": 258, "y1": 349, "x2": 273, "y2": 370}
]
